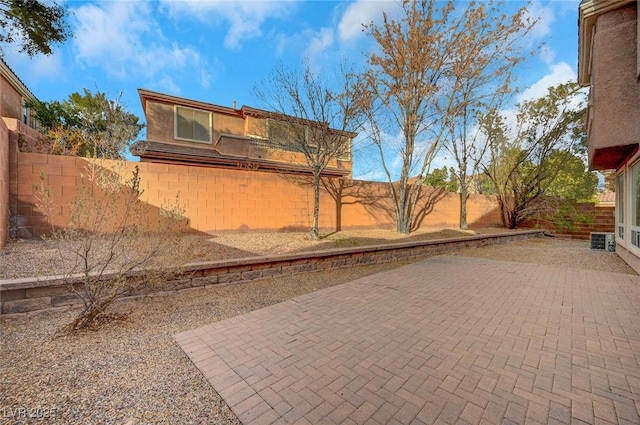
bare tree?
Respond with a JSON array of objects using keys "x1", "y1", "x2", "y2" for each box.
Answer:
[
  {"x1": 443, "y1": 1, "x2": 536, "y2": 229},
  {"x1": 36, "y1": 162, "x2": 194, "y2": 332},
  {"x1": 255, "y1": 60, "x2": 365, "y2": 240},
  {"x1": 481, "y1": 82, "x2": 587, "y2": 228},
  {"x1": 361, "y1": 0, "x2": 535, "y2": 234}
]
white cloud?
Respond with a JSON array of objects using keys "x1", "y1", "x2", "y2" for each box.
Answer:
[
  {"x1": 539, "y1": 45, "x2": 556, "y2": 65},
  {"x1": 156, "y1": 76, "x2": 181, "y2": 95},
  {"x1": 30, "y1": 53, "x2": 64, "y2": 82},
  {"x1": 338, "y1": 0, "x2": 395, "y2": 42},
  {"x1": 2, "y1": 48, "x2": 64, "y2": 84},
  {"x1": 72, "y1": 1, "x2": 207, "y2": 85},
  {"x1": 160, "y1": 0, "x2": 293, "y2": 50},
  {"x1": 200, "y1": 69, "x2": 211, "y2": 89},
  {"x1": 523, "y1": 2, "x2": 556, "y2": 41},
  {"x1": 304, "y1": 27, "x2": 335, "y2": 61},
  {"x1": 517, "y1": 62, "x2": 576, "y2": 103},
  {"x1": 353, "y1": 168, "x2": 386, "y2": 181},
  {"x1": 550, "y1": 0, "x2": 581, "y2": 16}
]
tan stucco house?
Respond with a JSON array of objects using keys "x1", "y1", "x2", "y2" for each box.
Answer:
[
  {"x1": 1, "y1": 58, "x2": 44, "y2": 246},
  {"x1": 1, "y1": 58, "x2": 40, "y2": 131},
  {"x1": 579, "y1": 0, "x2": 640, "y2": 271},
  {"x1": 132, "y1": 89, "x2": 355, "y2": 177}
]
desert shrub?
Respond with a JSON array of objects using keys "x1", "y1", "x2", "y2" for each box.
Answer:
[{"x1": 36, "y1": 161, "x2": 195, "y2": 332}]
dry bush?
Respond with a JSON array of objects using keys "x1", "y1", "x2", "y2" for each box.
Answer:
[{"x1": 35, "y1": 161, "x2": 195, "y2": 332}]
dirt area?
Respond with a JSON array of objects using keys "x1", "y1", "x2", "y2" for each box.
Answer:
[
  {"x1": 0, "y1": 234, "x2": 636, "y2": 424},
  {"x1": 0, "y1": 227, "x2": 507, "y2": 279}
]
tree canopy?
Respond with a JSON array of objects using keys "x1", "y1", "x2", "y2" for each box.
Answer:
[
  {"x1": 423, "y1": 167, "x2": 458, "y2": 193},
  {"x1": 27, "y1": 89, "x2": 144, "y2": 159},
  {"x1": 0, "y1": 0, "x2": 71, "y2": 56},
  {"x1": 481, "y1": 82, "x2": 588, "y2": 228},
  {"x1": 361, "y1": 0, "x2": 535, "y2": 233}
]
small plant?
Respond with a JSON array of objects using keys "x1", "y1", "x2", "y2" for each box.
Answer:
[
  {"x1": 547, "y1": 203, "x2": 595, "y2": 232},
  {"x1": 36, "y1": 161, "x2": 194, "y2": 332}
]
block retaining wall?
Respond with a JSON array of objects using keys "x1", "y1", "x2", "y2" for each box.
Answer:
[{"x1": 0, "y1": 230, "x2": 543, "y2": 320}]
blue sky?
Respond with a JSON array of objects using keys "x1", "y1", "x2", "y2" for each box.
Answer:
[{"x1": 4, "y1": 0, "x2": 582, "y2": 179}]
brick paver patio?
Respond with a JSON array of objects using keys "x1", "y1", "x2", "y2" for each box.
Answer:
[{"x1": 174, "y1": 256, "x2": 640, "y2": 424}]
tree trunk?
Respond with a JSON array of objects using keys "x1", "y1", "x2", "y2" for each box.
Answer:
[
  {"x1": 497, "y1": 195, "x2": 509, "y2": 228},
  {"x1": 397, "y1": 213, "x2": 411, "y2": 234},
  {"x1": 396, "y1": 187, "x2": 412, "y2": 234},
  {"x1": 459, "y1": 186, "x2": 468, "y2": 230},
  {"x1": 310, "y1": 173, "x2": 321, "y2": 240},
  {"x1": 334, "y1": 185, "x2": 342, "y2": 232}
]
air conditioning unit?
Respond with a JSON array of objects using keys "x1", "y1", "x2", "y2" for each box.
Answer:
[{"x1": 590, "y1": 232, "x2": 615, "y2": 252}]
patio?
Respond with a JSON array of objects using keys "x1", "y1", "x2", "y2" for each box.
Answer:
[{"x1": 175, "y1": 255, "x2": 640, "y2": 424}]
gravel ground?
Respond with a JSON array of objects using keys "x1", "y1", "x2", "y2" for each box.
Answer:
[
  {"x1": 0, "y1": 228, "x2": 487, "y2": 280},
  {"x1": 0, "y1": 234, "x2": 636, "y2": 425}
]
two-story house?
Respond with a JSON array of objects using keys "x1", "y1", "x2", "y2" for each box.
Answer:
[
  {"x1": 132, "y1": 89, "x2": 355, "y2": 177},
  {"x1": 578, "y1": 0, "x2": 640, "y2": 271}
]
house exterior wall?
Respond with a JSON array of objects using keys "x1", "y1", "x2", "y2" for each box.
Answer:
[
  {"x1": 145, "y1": 100, "x2": 245, "y2": 147},
  {"x1": 0, "y1": 75, "x2": 23, "y2": 121},
  {"x1": 579, "y1": 1, "x2": 640, "y2": 273},
  {"x1": 0, "y1": 118, "x2": 8, "y2": 248},
  {"x1": 1, "y1": 61, "x2": 42, "y2": 247},
  {"x1": 11, "y1": 152, "x2": 502, "y2": 238},
  {"x1": 587, "y1": 4, "x2": 640, "y2": 169},
  {"x1": 138, "y1": 90, "x2": 353, "y2": 177}
]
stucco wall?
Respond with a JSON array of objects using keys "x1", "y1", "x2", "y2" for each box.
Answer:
[
  {"x1": 589, "y1": 3, "x2": 640, "y2": 167},
  {"x1": 0, "y1": 74, "x2": 23, "y2": 121},
  {"x1": 12, "y1": 152, "x2": 502, "y2": 237},
  {"x1": 0, "y1": 118, "x2": 8, "y2": 248}
]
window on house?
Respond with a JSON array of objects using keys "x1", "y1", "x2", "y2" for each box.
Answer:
[
  {"x1": 175, "y1": 106, "x2": 211, "y2": 143},
  {"x1": 617, "y1": 172, "x2": 625, "y2": 240},
  {"x1": 22, "y1": 101, "x2": 28, "y2": 125},
  {"x1": 631, "y1": 162, "x2": 640, "y2": 247},
  {"x1": 268, "y1": 119, "x2": 307, "y2": 150},
  {"x1": 336, "y1": 135, "x2": 352, "y2": 161}
]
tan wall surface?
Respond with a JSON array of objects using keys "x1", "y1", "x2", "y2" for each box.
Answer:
[
  {"x1": 0, "y1": 75, "x2": 23, "y2": 120},
  {"x1": 521, "y1": 203, "x2": 615, "y2": 239},
  {"x1": 12, "y1": 153, "x2": 502, "y2": 237},
  {"x1": 589, "y1": 4, "x2": 640, "y2": 159}
]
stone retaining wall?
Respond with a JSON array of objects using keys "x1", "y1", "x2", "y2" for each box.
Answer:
[{"x1": 0, "y1": 230, "x2": 543, "y2": 320}]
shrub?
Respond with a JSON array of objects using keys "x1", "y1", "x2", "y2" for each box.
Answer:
[{"x1": 36, "y1": 161, "x2": 195, "y2": 332}]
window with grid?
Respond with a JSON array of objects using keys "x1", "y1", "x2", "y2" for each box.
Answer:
[
  {"x1": 175, "y1": 106, "x2": 211, "y2": 143},
  {"x1": 268, "y1": 120, "x2": 307, "y2": 150}
]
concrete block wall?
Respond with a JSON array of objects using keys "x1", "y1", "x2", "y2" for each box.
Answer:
[
  {"x1": 521, "y1": 203, "x2": 615, "y2": 239},
  {"x1": 11, "y1": 152, "x2": 502, "y2": 237}
]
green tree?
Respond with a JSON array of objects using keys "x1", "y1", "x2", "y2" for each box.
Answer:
[
  {"x1": 481, "y1": 82, "x2": 587, "y2": 228},
  {"x1": 0, "y1": 0, "x2": 71, "y2": 56},
  {"x1": 545, "y1": 151, "x2": 598, "y2": 202},
  {"x1": 27, "y1": 89, "x2": 144, "y2": 159},
  {"x1": 362, "y1": 0, "x2": 534, "y2": 234},
  {"x1": 423, "y1": 167, "x2": 458, "y2": 192}
]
